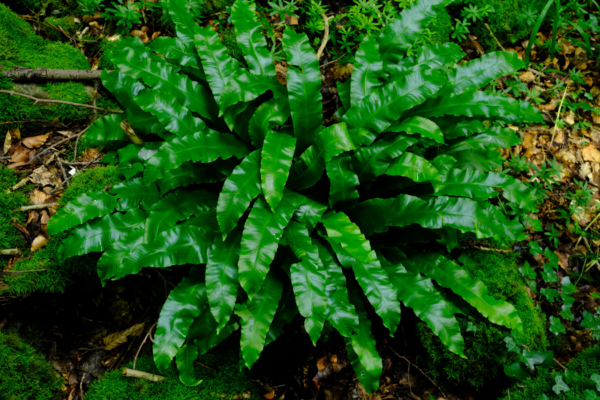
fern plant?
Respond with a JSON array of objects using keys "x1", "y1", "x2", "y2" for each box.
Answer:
[{"x1": 48, "y1": 0, "x2": 542, "y2": 392}]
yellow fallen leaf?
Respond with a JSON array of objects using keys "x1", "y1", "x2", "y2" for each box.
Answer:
[
  {"x1": 582, "y1": 144, "x2": 600, "y2": 162},
  {"x1": 31, "y1": 235, "x2": 48, "y2": 252},
  {"x1": 3, "y1": 130, "x2": 11, "y2": 155},
  {"x1": 519, "y1": 71, "x2": 535, "y2": 83}
]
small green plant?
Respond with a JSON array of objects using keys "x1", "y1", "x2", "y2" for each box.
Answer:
[
  {"x1": 103, "y1": 0, "x2": 142, "y2": 30},
  {"x1": 50, "y1": 0, "x2": 542, "y2": 393},
  {"x1": 78, "y1": 0, "x2": 104, "y2": 14}
]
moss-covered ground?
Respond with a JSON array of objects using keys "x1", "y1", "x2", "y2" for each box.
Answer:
[{"x1": 418, "y1": 251, "x2": 548, "y2": 393}]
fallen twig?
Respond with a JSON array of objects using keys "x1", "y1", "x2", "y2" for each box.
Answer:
[
  {"x1": 122, "y1": 368, "x2": 165, "y2": 382},
  {"x1": 316, "y1": 14, "x2": 333, "y2": 61},
  {"x1": 1, "y1": 68, "x2": 106, "y2": 81},
  {"x1": 28, "y1": 126, "x2": 90, "y2": 164},
  {"x1": 133, "y1": 322, "x2": 158, "y2": 370},
  {"x1": 0, "y1": 90, "x2": 122, "y2": 114},
  {"x1": 462, "y1": 245, "x2": 513, "y2": 253},
  {"x1": 389, "y1": 347, "x2": 446, "y2": 399},
  {"x1": 16, "y1": 203, "x2": 58, "y2": 211},
  {"x1": 0, "y1": 249, "x2": 20, "y2": 256},
  {"x1": 6, "y1": 178, "x2": 28, "y2": 194}
]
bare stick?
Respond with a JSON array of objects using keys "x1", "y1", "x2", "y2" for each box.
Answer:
[
  {"x1": 122, "y1": 369, "x2": 165, "y2": 382},
  {"x1": 2, "y1": 68, "x2": 106, "y2": 81},
  {"x1": 49, "y1": 154, "x2": 102, "y2": 194},
  {"x1": 316, "y1": 14, "x2": 332, "y2": 61},
  {"x1": 0, "y1": 90, "x2": 123, "y2": 114},
  {"x1": 484, "y1": 23, "x2": 505, "y2": 51},
  {"x1": 133, "y1": 322, "x2": 158, "y2": 370},
  {"x1": 0, "y1": 119, "x2": 49, "y2": 125},
  {"x1": 57, "y1": 158, "x2": 68, "y2": 184},
  {"x1": 389, "y1": 348, "x2": 446, "y2": 399},
  {"x1": 6, "y1": 177, "x2": 29, "y2": 193},
  {"x1": 16, "y1": 203, "x2": 58, "y2": 211},
  {"x1": 1, "y1": 249, "x2": 20, "y2": 256},
  {"x1": 60, "y1": 159, "x2": 102, "y2": 166}
]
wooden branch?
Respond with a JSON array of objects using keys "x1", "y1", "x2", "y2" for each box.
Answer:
[
  {"x1": 1, "y1": 249, "x2": 19, "y2": 256},
  {"x1": 316, "y1": 14, "x2": 332, "y2": 61},
  {"x1": 17, "y1": 203, "x2": 58, "y2": 211},
  {"x1": 133, "y1": 322, "x2": 158, "y2": 370},
  {"x1": 0, "y1": 90, "x2": 123, "y2": 114},
  {"x1": 2, "y1": 68, "x2": 107, "y2": 82},
  {"x1": 122, "y1": 368, "x2": 165, "y2": 382}
]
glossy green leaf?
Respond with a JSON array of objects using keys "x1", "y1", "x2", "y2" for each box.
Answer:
[
  {"x1": 58, "y1": 209, "x2": 147, "y2": 262},
  {"x1": 321, "y1": 211, "x2": 376, "y2": 263},
  {"x1": 110, "y1": 177, "x2": 160, "y2": 211},
  {"x1": 206, "y1": 226, "x2": 242, "y2": 334},
  {"x1": 351, "y1": 134, "x2": 418, "y2": 182},
  {"x1": 387, "y1": 43, "x2": 463, "y2": 77},
  {"x1": 238, "y1": 195, "x2": 297, "y2": 297},
  {"x1": 265, "y1": 284, "x2": 298, "y2": 346},
  {"x1": 219, "y1": 72, "x2": 284, "y2": 116},
  {"x1": 154, "y1": 266, "x2": 207, "y2": 371},
  {"x1": 382, "y1": 258, "x2": 465, "y2": 357},
  {"x1": 47, "y1": 191, "x2": 118, "y2": 235},
  {"x1": 342, "y1": 70, "x2": 446, "y2": 134},
  {"x1": 156, "y1": 161, "x2": 228, "y2": 194},
  {"x1": 351, "y1": 36, "x2": 383, "y2": 105},
  {"x1": 231, "y1": 0, "x2": 275, "y2": 76},
  {"x1": 143, "y1": 131, "x2": 249, "y2": 183},
  {"x1": 248, "y1": 97, "x2": 291, "y2": 148},
  {"x1": 327, "y1": 154, "x2": 360, "y2": 207},
  {"x1": 385, "y1": 152, "x2": 439, "y2": 182},
  {"x1": 336, "y1": 79, "x2": 351, "y2": 117},
  {"x1": 404, "y1": 253, "x2": 523, "y2": 332},
  {"x1": 187, "y1": 308, "x2": 240, "y2": 357},
  {"x1": 282, "y1": 28, "x2": 323, "y2": 151},
  {"x1": 162, "y1": 0, "x2": 197, "y2": 47},
  {"x1": 292, "y1": 194, "x2": 328, "y2": 232},
  {"x1": 345, "y1": 286, "x2": 382, "y2": 394},
  {"x1": 438, "y1": 51, "x2": 525, "y2": 97},
  {"x1": 217, "y1": 150, "x2": 262, "y2": 237},
  {"x1": 261, "y1": 130, "x2": 296, "y2": 210},
  {"x1": 84, "y1": 113, "x2": 127, "y2": 142},
  {"x1": 176, "y1": 344, "x2": 202, "y2": 386},
  {"x1": 378, "y1": 0, "x2": 449, "y2": 71},
  {"x1": 236, "y1": 270, "x2": 283, "y2": 368},
  {"x1": 149, "y1": 36, "x2": 203, "y2": 74},
  {"x1": 388, "y1": 116, "x2": 443, "y2": 144}
]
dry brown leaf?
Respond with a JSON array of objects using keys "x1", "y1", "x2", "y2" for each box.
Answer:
[
  {"x1": 539, "y1": 99, "x2": 558, "y2": 112},
  {"x1": 3, "y1": 130, "x2": 12, "y2": 155},
  {"x1": 89, "y1": 21, "x2": 103, "y2": 35},
  {"x1": 130, "y1": 29, "x2": 149, "y2": 43},
  {"x1": 582, "y1": 144, "x2": 600, "y2": 162},
  {"x1": 564, "y1": 111, "x2": 576, "y2": 125},
  {"x1": 151, "y1": 31, "x2": 161, "y2": 41},
  {"x1": 30, "y1": 165, "x2": 61, "y2": 188},
  {"x1": 102, "y1": 323, "x2": 145, "y2": 351},
  {"x1": 10, "y1": 146, "x2": 32, "y2": 163},
  {"x1": 285, "y1": 14, "x2": 298, "y2": 25},
  {"x1": 31, "y1": 235, "x2": 48, "y2": 252},
  {"x1": 40, "y1": 210, "x2": 49, "y2": 234},
  {"x1": 554, "y1": 129, "x2": 565, "y2": 144},
  {"x1": 14, "y1": 222, "x2": 29, "y2": 239},
  {"x1": 56, "y1": 130, "x2": 75, "y2": 137},
  {"x1": 27, "y1": 211, "x2": 39, "y2": 225},
  {"x1": 519, "y1": 71, "x2": 535, "y2": 83},
  {"x1": 275, "y1": 62, "x2": 288, "y2": 86},
  {"x1": 522, "y1": 132, "x2": 536, "y2": 149},
  {"x1": 23, "y1": 133, "x2": 51, "y2": 149},
  {"x1": 82, "y1": 14, "x2": 102, "y2": 23},
  {"x1": 80, "y1": 148, "x2": 101, "y2": 163},
  {"x1": 30, "y1": 189, "x2": 49, "y2": 205}
]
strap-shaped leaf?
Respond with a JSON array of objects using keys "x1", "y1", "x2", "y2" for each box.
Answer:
[
  {"x1": 438, "y1": 51, "x2": 525, "y2": 97},
  {"x1": 351, "y1": 134, "x2": 418, "y2": 182},
  {"x1": 156, "y1": 161, "x2": 228, "y2": 194},
  {"x1": 110, "y1": 177, "x2": 160, "y2": 211},
  {"x1": 194, "y1": 25, "x2": 238, "y2": 102},
  {"x1": 381, "y1": 258, "x2": 465, "y2": 358},
  {"x1": 149, "y1": 36, "x2": 203, "y2": 74},
  {"x1": 154, "y1": 266, "x2": 207, "y2": 371},
  {"x1": 84, "y1": 114, "x2": 127, "y2": 142},
  {"x1": 111, "y1": 223, "x2": 215, "y2": 281},
  {"x1": 231, "y1": 0, "x2": 275, "y2": 76},
  {"x1": 58, "y1": 209, "x2": 147, "y2": 262},
  {"x1": 219, "y1": 72, "x2": 284, "y2": 115},
  {"x1": 403, "y1": 253, "x2": 523, "y2": 332},
  {"x1": 97, "y1": 230, "x2": 144, "y2": 283},
  {"x1": 288, "y1": 123, "x2": 356, "y2": 189},
  {"x1": 321, "y1": 211, "x2": 376, "y2": 264},
  {"x1": 112, "y1": 37, "x2": 216, "y2": 120},
  {"x1": 188, "y1": 309, "x2": 240, "y2": 357},
  {"x1": 217, "y1": 150, "x2": 262, "y2": 236},
  {"x1": 261, "y1": 130, "x2": 296, "y2": 210},
  {"x1": 163, "y1": 0, "x2": 197, "y2": 47},
  {"x1": 337, "y1": 79, "x2": 351, "y2": 117},
  {"x1": 377, "y1": 0, "x2": 448, "y2": 71},
  {"x1": 434, "y1": 117, "x2": 483, "y2": 139},
  {"x1": 387, "y1": 42, "x2": 463, "y2": 78},
  {"x1": 345, "y1": 286, "x2": 382, "y2": 394},
  {"x1": 248, "y1": 97, "x2": 291, "y2": 148},
  {"x1": 388, "y1": 116, "x2": 443, "y2": 144},
  {"x1": 282, "y1": 28, "x2": 323, "y2": 151},
  {"x1": 317, "y1": 242, "x2": 359, "y2": 337},
  {"x1": 206, "y1": 226, "x2": 242, "y2": 334},
  {"x1": 341, "y1": 69, "x2": 446, "y2": 134},
  {"x1": 47, "y1": 191, "x2": 118, "y2": 235},
  {"x1": 176, "y1": 344, "x2": 202, "y2": 386},
  {"x1": 351, "y1": 36, "x2": 383, "y2": 105},
  {"x1": 265, "y1": 284, "x2": 298, "y2": 346},
  {"x1": 146, "y1": 189, "x2": 218, "y2": 244},
  {"x1": 353, "y1": 258, "x2": 401, "y2": 335},
  {"x1": 442, "y1": 127, "x2": 521, "y2": 153},
  {"x1": 134, "y1": 89, "x2": 208, "y2": 137},
  {"x1": 450, "y1": 148, "x2": 505, "y2": 172},
  {"x1": 236, "y1": 270, "x2": 283, "y2": 368},
  {"x1": 238, "y1": 195, "x2": 297, "y2": 297},
  {"x1": 326, "y1": 154, "x2": 360, "y2": 207},
  {"x1": 143, "y1": 131, "x2": 249, "y2": 183},
  {"x1": 292, "y1": 193, "x2": 328, "y2": 232},
  {"x1": 403, "y1": 91, "x2": 538, "y2": 123},
  {"x1": 286, "y1": 222, "x2": 328, "y2": 344},
  {"x1": 385, "y1": 152, "x2": 439, "y2": 182}
]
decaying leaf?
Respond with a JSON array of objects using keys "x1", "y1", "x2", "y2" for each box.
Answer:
[
  {"x1": 130, "y1": 29, "x2": 149, "y2": 43},
  {"x1": 30, "y1": 165, "x2": 61, "y2": 188},
  {"x1": 30, "y1": 189, "x2": 49, "y2": 205},
  {"x1": 10, "y1": 146, "x2": 32, "y2": 164},
  {"x1": 583, "y1": 145, "x2": 600, "y2": 163},
  {"x1": 264, "y1": 391, "x2": 275, "y2": 399},
  {"x1": 102, "y1": 323, "x2": 145, "y2": 351},
  {"x1": 80, "y1": 148, "x2": 101, "y2": 163},
  {"x1": 23, "y1": 133, "x2": 51, "y2": 149},
  {"x1": 519, "y1": 71, "x2": 535, "y2": 83},
  {"x1": 275, "y1": 62, "x2": 288, "y2": 86},
  {"x1": 3, "y1": 130, "x2": 12, "y2": 155},
  {"x1": 31, "y1": 235, "x2": 48, "y2": 252},
  {"x1": 27, "y1": 211, "x2": 40, "y2": 225}
]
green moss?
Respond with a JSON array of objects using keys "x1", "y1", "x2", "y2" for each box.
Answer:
[
  {"x1": 44, "y1": 15, "x2": 81, "y2": 42},
  {"x1": 424, "y1": 9, "x2": 453, "y2": 45},
  {"x1": 0, "y1": 329, "x2": 63, "y2": 400},
  {"x1": 86, "y1": 343, "x2": 260, "y2": 400},
  {"x1": 501, "y1": 345, "x2": 600, "y2": 400},
  {"x1": 0, "y1": 166, "x2": 29, "y2": 249},
  {"x1": 2, "y1": 166, "x2": 118, "y2": 296},
  {"x1": 98, "y1": 39, "x2": 121, "y2": 70},
  {"x1": 221, "y1": 27, "x2": 244, "y2": 64},
  {"x1": 418, "y1": 251, "x2": 548, "y2": 392},
  {"x1": 0, "y1": 3, "x2": 91, "y2": 134}
]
